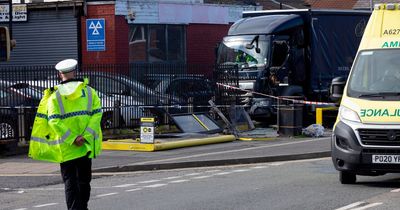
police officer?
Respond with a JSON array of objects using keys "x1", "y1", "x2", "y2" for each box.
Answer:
[{"x1": 48, "y1": 59, "x2": 102, "y2": 210}]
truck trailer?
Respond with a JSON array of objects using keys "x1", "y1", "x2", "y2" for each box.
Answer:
[{"x1": 216, "y1": 9, "x2": 370, "y2": 121}]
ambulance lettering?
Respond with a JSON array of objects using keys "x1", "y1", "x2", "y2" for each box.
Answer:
[
  {"x1": 360, "y1": 109, "x2": 400, "y2": 117},
  {"x1": 382, "y1": 41, "x2": 400, "y2": 48},
  {"x1": 383, "y1": 29, "x2": 400, "y2": 35}
]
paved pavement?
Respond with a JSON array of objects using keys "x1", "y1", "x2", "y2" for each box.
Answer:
[{"x1": 0, "y1": 134, "x2": 331, "y2": 175}]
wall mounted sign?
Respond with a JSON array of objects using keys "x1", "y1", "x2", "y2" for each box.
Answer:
[
  {"x1": 0, "y1": 4, "x2": 27, "y2": 22},
  {"x1": 86, "y1": 18, "x2": 105, "y2": 51}
]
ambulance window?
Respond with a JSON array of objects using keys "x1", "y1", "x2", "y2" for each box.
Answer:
[
  {"x1": 348, "y1": 49, "x2": 400, "y2": 97},
  {"x1": 348, "y1": 52, "x2": 370, "y2": 90}
]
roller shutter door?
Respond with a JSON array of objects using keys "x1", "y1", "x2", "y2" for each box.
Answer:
[{"x1": 0, "y1": 7, "x2": 78, "y2": 66}]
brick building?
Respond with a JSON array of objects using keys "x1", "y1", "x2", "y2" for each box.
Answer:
[
  {"x1": 82, "y1": 0, "x2": 260, "y2": 66},
  {"x1": 3, "y1": 0, "x2": 389, "y2": 68},
  {"x1": 0, "y1": 0, "x2": 259, "y2": 67},
  {"x1": 305, "y1": 0, "x2": 358, "y2": 9}
]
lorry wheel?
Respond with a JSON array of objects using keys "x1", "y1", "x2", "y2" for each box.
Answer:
[
  {"x1": 339, "y1": 171, "x2": 356, "y2": 184},
  {"x1": 101, "y1": 112, "x2": 125, "y2": 130}
]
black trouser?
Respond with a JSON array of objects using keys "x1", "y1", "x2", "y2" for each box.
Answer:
[{"x1": 60, "y1": 155, "x2": 92, "y2": 210}]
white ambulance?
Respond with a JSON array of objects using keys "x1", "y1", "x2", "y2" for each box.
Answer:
[{"x1": 332, "y1": 3, "x2": 400, "y2": 184}]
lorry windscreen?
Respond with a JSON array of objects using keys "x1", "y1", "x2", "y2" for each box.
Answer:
[
  {"x1": 347, "y1": 49, "x2": 400, "y2": 98},
  {"x1": 217, "y1": 35, "x2": 269, "y2": 69}
]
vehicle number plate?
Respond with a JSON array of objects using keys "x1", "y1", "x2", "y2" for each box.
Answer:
[{"x1": 372, "y1": 155, "x2": 400, "y2": 164}]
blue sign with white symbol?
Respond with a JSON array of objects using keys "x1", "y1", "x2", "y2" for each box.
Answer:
[{"x1": 86, "y1": 18, "x2": 105, "y2": 51}]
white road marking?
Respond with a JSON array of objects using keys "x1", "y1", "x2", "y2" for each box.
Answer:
[
  {"x1": 138, "y1": 180, "x2": 160, "y2": 184},
  {"x1": 185, "y1": 173, "x2": 202, "y2": 176},
  {"x1": 13, "y1": 208, "x2": 27, "y2": 210},
  {"x1": 269, "y1": 162, "x2": 285, "y2": 166},
  {"x1": 169, "y1": 179, "x2": 190, "y2": 183},
  {"x1": 335, "y1": 201, "x2": 367, "y2": 210},
  {"x1": 163, "y1": 176, "x2": 182, "y2": 180},
  {"x1": 391, "y1": 188, "x2": 400, "y2": 193},
  {"x1": 0, "y1": 174, "x2": 59, "y2": 177},
  {"x1": 8, "y1": 186, "x2": 112, "y2": 192},
  {"x1": 17, "y1": 190, "x2": 24, "y2": 194},
  {"x1": 87, "y1": 151, "x2": 329, "y2": 179},
  {"x1": 144, "y1": 184, "x2": 167, "y2": 188},
  {"x1": 215, "y1": 172, "x2": 232, "y2": 176},
  {"x1": 252, "y1": 166, "x2": 268, "y2": 169},
  {"x1": 135, "y1": 138, "x2": 328, "y2": 165},
  {"x1": 205, "y1": 170, "x2": 221, "y2": 173},
  {"x1": 126, "y1": 188, "x2": 143, "y2": 192},
  {"x1": 351, "y1": 203, "x2": 383, "y2": 210},
  {"x1": 113, "y1": 183, "x2": 137, "y2": 188},
  {"x1": 95, "y1": 192, "x2": 119, "y2": 198},
  {"x1": 33, "y1": 203, "x2": 58, "y2": 208},
  {"x1": 25, "y1": 188, "x2": 63, "y2": 191},
  {"x1": 193, "y1": 175, "x2": 212, "y2": 179},
  {"x1": 232, "y1": 169, "x2": 251, "y2": 173}
]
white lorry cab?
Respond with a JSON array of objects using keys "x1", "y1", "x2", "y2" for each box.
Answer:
[{"x1": 332, "y1": 3, "x2": 400, "y2": 184}]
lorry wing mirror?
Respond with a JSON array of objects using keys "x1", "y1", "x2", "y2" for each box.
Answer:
[
  {"x1": 245, "y1": 35, "x2": 261, "y2": 54},
  {"x1": 245, "y1": 43, "x2": 254, "y2": 49},
  {"x1": 330, "y1": 76, "x2": 347, "y2": 104}
]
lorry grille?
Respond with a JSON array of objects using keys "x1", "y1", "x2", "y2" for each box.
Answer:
[
  {"x1": 358, "y1": 129, "x2": 400, "y2": 146},
  {"x1": 238, "y1": 90, "x2": 251, "y2": 105}
]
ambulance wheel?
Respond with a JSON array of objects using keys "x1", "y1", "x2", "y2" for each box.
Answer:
[
  {"x1": 101, "y1": 112, "x2": 125, "y2": 129},
  {"x1": 339, "y1": 171, "x2": 356, "y2": 184}
]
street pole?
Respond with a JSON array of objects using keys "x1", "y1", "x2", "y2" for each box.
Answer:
[
  {"x1": 8, "y1": 0, "x2": 12, "y2": 38},
  {"x1": 370, "y1": 0, "x2": 374, "y2": 11}
]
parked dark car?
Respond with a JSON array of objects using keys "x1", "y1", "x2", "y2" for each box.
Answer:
[
  {"x1": 45, "y1": 72, "x2": 211, "y2": 125},
  {"x1": 143, "y1": 74, "x2": 215, "y2": 113},
  {"x1": 76, "y1": 73, "x2": 179, "y2": 104},
  {"x1": 0, "y1": 81, "x2": 42, "y2": 143},
  {"x1": 22, "y1": 76, "x2": 145, "y2": 128},
  {"x1": 73, "y1": 72, "x2": 183, "y2": 124}
]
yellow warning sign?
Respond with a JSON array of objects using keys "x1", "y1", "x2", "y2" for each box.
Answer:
[{"x1": 141, "y1": 117, "x2": 155, "y2": 123}]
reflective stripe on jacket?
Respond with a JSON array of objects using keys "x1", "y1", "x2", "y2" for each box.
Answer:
[
  {"x1": 29, "y1": 87, "x2": 62, "y2": 163},
  {"x1": 29, "y1": 79, "x2": 102, "y2": 163}
]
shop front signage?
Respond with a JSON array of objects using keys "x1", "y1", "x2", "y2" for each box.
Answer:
[{"x1": 0, "y1": 4, "x2": 27, "y2": 22}]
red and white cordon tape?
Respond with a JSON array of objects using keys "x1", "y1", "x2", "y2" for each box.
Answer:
[{"x1": 216, "y1": 83, "x2": 336, "y2": 106}]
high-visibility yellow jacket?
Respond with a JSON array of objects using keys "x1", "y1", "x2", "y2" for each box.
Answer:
[
  {"x1": 29, "y1": 86, "x2": 60, "y2": 163},
  {"x1": 29, "y1": 79, "x2": 102, "y2": 163}
]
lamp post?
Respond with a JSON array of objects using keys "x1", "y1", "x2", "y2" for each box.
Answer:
[{"x1": 370, "y1": 0, "x2": 374, "y2": 11}]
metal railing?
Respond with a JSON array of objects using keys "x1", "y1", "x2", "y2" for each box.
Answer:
[{"x1": 0, "y1": 63, "x2": 239, "y2": 143}]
